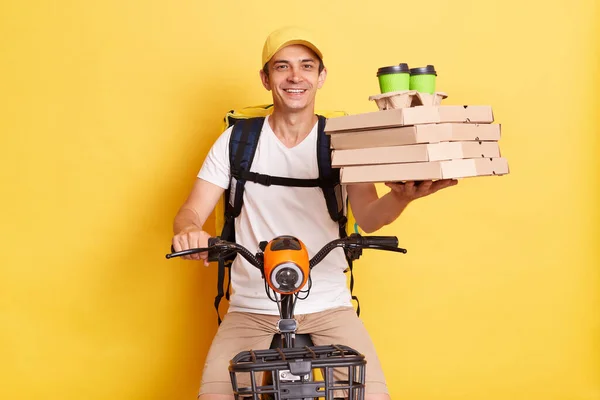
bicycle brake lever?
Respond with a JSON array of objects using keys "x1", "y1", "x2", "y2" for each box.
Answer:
[
  {"x1": 345, "y1": 246, "x2": 363, "y2": 261},
  {"x1": 165, "y1": 246, "x2": 213, "y2": 259}
]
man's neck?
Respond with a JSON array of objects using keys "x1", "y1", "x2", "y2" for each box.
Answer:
[{"x1": 267, "y1": 108, "x2": 318, "y2": 148}]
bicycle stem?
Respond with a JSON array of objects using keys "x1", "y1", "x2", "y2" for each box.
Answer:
[{"x1": 279, "y1": 295, "x2": 296, "y2": 348}]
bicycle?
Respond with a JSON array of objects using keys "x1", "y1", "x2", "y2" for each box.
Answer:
[{"x1": 166, "y1": 233, "x2": 406, "y2": 400}]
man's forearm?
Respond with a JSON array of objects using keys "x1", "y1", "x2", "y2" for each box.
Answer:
[
  {"x1": 173, "y1": 207, "x2": 204, "y2": 234},
  {"x1": 359, "y1": 192, "x2": 410, "y2": 233}
]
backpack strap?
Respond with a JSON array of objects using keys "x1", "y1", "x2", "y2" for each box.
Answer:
[
  {"x1": 236, "y1": 171, "x2": 322, "y2": 187},
  {"x1": 227, "y1": 117, "x2": 265, "y2": 219},
  {"x1": 315, "y1": 115, "x2": 360, "y2": 316},
  {"x1": 348, "y1": 259, "x2": 360, "y2": 316},
  {"x1": 316, "y1": 115, "x2": 346, "y2": 230},
  {"x1": 214, "y1": 117, "x2": 264, "y2": 324},
  {"x1": 231, "y1": 116, "x2": 335, "y2": 189}
]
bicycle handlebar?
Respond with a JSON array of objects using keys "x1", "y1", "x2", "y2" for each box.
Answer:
[
  {"x1": 166, "y1": 237, "x2": 224, "y2": 259},
  {"x1": 166, "y1": 240, "x2": 263, "y2": 269},
  {"x1": 166, "y1": 234, "x2": 406, "y2": 269},
  {"x1": 308, "y1": 235, "x2": 405, "y2": 268}
]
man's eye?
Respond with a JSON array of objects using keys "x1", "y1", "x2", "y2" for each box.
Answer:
[
  {"x1": 303, "y1": 64, "x2": 314, "y2": 69},
  {"x1": 276, "y1": 65, "x2": 287, "y2": 70}
]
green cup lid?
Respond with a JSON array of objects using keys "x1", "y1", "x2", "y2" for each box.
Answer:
[
  {"x1": 377, "y1": 63, "x2": 410, "y2": 76},
  {"x1": 410, "y1": 65, "x2": 437, "y2": 76}
]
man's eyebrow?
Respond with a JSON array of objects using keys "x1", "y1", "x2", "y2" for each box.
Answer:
[{"x1": 272, "y1": 58, "x2": 316, "y2": 65}]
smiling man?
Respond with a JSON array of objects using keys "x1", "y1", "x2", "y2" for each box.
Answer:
[{"x1": 172, "y1": 26, "x2": 457, "y2": 400}]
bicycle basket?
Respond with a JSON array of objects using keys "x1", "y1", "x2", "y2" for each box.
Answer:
[{"x1": 229, "y1": 344, "x2": 366, "y2": 400}]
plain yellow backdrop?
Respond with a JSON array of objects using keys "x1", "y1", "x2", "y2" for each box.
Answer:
[{"x1": 1, "y1": 0, "x2": 598, "y2": 399}]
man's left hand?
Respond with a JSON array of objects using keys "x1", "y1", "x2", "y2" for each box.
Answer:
[{"x1": 385, "y1": 179, "x2": 458, "y2": 203}]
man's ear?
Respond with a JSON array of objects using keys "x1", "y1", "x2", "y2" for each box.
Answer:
[
  {"x1": 260, "y1": 69, "x2": 271, "y2": 91},
  {"x1": 317, "y1": 67, "x2": 327, "y2": 89}
]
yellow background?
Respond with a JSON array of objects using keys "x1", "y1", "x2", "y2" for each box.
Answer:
[{"x1": 1, "y1": 0, "x2": 598, "y2": 399}]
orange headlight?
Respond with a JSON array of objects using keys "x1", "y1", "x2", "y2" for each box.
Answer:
[{"x1": 263, "y1": 236, "x2": 310, "y2": 295}]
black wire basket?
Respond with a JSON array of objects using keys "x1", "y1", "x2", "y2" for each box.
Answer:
[{"x1": 229, "y1": 344, "x2": 366, "y2": 400}]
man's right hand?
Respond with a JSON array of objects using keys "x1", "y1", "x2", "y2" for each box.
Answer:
[{"x1": 172, "y1": 226, "x2": 212, "y2": 266}]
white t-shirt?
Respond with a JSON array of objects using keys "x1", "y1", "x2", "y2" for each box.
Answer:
[{"x1": 198, "y1": 116, "x2": 352, "y2": 315}]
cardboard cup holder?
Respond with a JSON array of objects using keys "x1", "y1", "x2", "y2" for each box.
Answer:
[{"x1": 368, "y1": 90, "x2": 448, "y2": 110}]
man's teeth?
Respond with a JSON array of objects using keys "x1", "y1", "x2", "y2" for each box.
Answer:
[{"x1": 285, "y1": 89, "x2": 305, "y2": 93}]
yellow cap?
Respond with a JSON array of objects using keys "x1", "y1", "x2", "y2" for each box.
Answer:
[{"x1": 261, "y1": 26, "x2": 323, "y2": 67}]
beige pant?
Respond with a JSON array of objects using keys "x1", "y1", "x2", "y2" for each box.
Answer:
[{"x1": 199, "y1": 306, "x2": 388, "y2": 396}]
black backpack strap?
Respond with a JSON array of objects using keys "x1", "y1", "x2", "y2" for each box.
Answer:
[
  {"x1": 214, "y1": 257, "x2": 226, "y2": 325},
  {"x1": 348, "y1": 259, "x2": 360, "y2": 316},
  {"x1": 228, "y1": 117, "x2": 265, "y2": 218},
  {"x1": 214, "y1": 117, "x2": 265, "y2": 324},
  {"x1": 237, "y1": 170, "x2": 322, "y2": 187},
  {"x1": 316, "y1": 115, "x2": 345, "y2": 226},
  {"x1": 315, "y1": 115, "x2": 360, "y2": 316},
  {"x1": 232, "y1": 116, "x2": 332, "y2": 189}
]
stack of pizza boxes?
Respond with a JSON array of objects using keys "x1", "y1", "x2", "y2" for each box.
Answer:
[{"x1": 325, "y1": 90, "x2": 509, "y2": 184}]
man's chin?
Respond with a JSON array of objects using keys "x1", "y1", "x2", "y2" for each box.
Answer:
[{"x1": 278, "y1": 100, "x2": 314, "y2": 112}]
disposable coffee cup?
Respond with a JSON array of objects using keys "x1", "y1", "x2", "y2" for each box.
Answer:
[
  {"x1": 377, "y1": 63, "x2": 410, "y2": 93},
  {"x1": 409, "y1": 65, "x2": 437, "y2": 94}
]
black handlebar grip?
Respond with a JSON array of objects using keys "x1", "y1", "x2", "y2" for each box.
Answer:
[
  {"x1": 208, "y1": 237, "x2": 219, "y2": 247},
  {"x1": 362, "y1": 236, "x2": 398, "y2": 247}
]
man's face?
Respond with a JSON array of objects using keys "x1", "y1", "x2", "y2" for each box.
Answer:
[{"x1": 260, "y1": 44, "x2": 327, "y2": 113}]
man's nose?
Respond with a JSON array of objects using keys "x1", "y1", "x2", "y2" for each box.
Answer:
[{"x1": 288, "y1": 68, "x2": 301, "y2": 83}]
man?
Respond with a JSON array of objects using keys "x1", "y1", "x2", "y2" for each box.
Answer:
[{"x1": 172, "y1": 26, "x2": 457, "y2": 400}]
